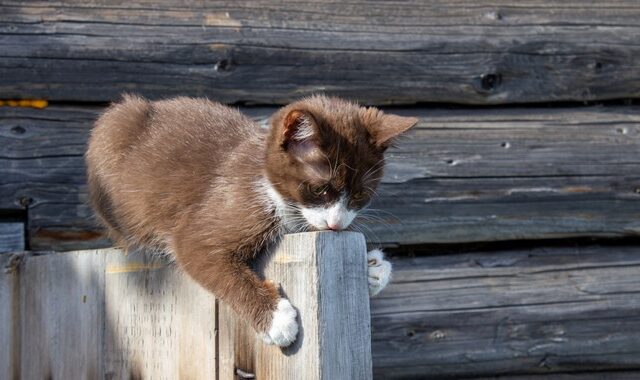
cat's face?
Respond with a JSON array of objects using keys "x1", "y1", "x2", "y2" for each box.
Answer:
[{"x1": 265, "y1": 95, "x2": 417, "y2": 231}]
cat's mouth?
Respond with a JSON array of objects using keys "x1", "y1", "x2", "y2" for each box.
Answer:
[{"x1": 298, "y1": 201, "x2": 357, "y2": 233}]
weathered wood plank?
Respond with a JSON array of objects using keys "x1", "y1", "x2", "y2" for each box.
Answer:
[
  {"x1": 103, "y1": 250, "x2": 217, "y2": 379},
  {"x1": 372, "y1": 244, "x2": 640, "y2": 379},
  {"x1": 219, "y1": 231, "x2": 372, "y2": 380},
  {"x1": 19, "y1": 251, "x2": 105, "y2": 379},
  {"x1": 2, "y1": 105, "x2": 639, "y2": 250},
  {"x1": 13, "y1": 248, "x2": 217, "y2": 379},
  {"x1": 0, "y1": 223, "x2": 24, "y2": 252},
  {"x1": 0, "y1": 253, "x2": 21, "y2": 380},
  {"x1": 2, "y1": 1, "x2": 640, "y2": 104}
]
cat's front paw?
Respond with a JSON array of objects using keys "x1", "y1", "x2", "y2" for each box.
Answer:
[
  {"x1": 368, "y1": 249, "x2": 392, "y2": 296},
  {"x1": 262, "y1": 298, "x2": 299, "y2": 347}
]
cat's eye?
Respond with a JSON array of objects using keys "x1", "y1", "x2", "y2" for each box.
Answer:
[
  {"x1": 310, "y1": 184, "x2": 329, "y2": 197},
  {"x1": 352, "y1": 191, "x2": 366, "y2": 201}
]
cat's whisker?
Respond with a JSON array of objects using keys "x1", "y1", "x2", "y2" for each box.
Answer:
[
  {"x1": 362, "y1": 158, "x2": 385, "y2": 182},
  {"x1": 362, "y1": 207, "x2": 400, "y2": 223}
]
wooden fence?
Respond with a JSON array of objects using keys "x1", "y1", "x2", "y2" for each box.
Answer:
[{"x1": 2, "y1": 232, "x2": 373, "y2": 380}]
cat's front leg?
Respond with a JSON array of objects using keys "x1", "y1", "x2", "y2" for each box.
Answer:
[
  {"x1": 261, "y1": 297, "x2": 298, "y2": 346},
  {"x1": 173, "y1": 245, "x2": 299, "y2": 347},
  {"x1": 367, "y1": 249, "x2": 392, "y2": 296}
]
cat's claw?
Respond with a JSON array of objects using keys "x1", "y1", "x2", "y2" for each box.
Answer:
[
  {"x1": 368, "y1": 249, "x2": 392, "y2": 296},
  {"x1": 262, "y1": 298, "x2": 299, "y2": 347}
]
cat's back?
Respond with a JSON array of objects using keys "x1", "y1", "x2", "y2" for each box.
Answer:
[
  {"x1": 149, "y1": 96, "x2": 257, "y2": 146},
  {"x1": 88, "y1": 95, "x2": 258, "y2": 171},
  {"x1": 86, "y1": 95, "x2": 262, "y2": 246}
]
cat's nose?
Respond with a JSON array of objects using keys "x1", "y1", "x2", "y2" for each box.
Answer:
[{"x1": 327, "y1": 223, "x2": 342, "y2": 231}]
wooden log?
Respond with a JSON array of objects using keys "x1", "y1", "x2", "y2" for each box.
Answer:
[
  {"x1": 218, "y1": 231, "x2": 372, "y2": 380},
  {"x1": 371, "y1": 243, "x2": 640, "y2": 379},
  {"x1": 0, "y1": 223, "x2": 24, "y2": 252},
  {"x1": 1, "y1": 105, "x2": 639, "y2": 250},
  {"x1": 2, "y1": 1, "x2": 640, "y2": 104}
]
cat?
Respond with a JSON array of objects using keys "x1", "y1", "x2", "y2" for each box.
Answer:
[{"x1": 85, "y1": 94, "x2": 417, "y2": 347}]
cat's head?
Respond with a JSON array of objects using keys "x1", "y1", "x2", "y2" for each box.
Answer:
[{"x1": 265, "y1": 95, "x2": 417, "y2": 232}]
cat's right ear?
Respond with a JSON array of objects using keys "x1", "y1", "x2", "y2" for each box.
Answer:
[{"x1": 280, "y1": 110, "x2": 321, "y2": 159}]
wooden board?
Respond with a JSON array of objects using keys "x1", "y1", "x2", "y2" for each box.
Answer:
[
  {"x1": 371, "y1": 243, "x2": 640, "y2": 379},
  {"x1": 0, "y1": 223, "x2": 24, "y2": 252},
  {"x1": 6, "y1": 249, "x2": 217, "y2": 379},
  {"x1": 19, "y1": 250, "x2": 106, "y2": 379},
  {"x1": 1, "y1": 105, "x2": 639, "y2": 250},
  {"x1": 0, "y1": 253, "x2": 21, "y2": 380},
  {"x1": 2, "y1": 1, "x2": 640, "y2": 104},
  {"x1": 218, "y1": 231, "x2": 372, "y2": 380},
  {"x1": 103, "y1": 250, "x2": 217, "y2": 379}
]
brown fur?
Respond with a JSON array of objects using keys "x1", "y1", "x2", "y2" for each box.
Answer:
[{"x1": 85, "y1": 94, "x2": 416, "y2": 334}]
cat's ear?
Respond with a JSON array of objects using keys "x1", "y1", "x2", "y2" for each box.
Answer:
[
  {"x1": 282, "y1": 110, "x2": 317, "y2": 146},
  {"x1": 369, "y1": 113, "x2": 418, "y2": 150},
  {"x1": 280, "y1": 110, "x2": 322, "y2": 159}
]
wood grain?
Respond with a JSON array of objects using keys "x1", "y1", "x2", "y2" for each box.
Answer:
[
  {"x1": 1, "y1": 105, "x2": 639, "y2": 250},
  {"x1": 0, "y1": 223, "x2": 24, "y2": 252},
  {"x1": 2, "y1": 1, "x2": 640, "y2": 104},
  {"x1": 371, "y1": 244, "x2": 640, "y2": 379},
  {"x1": 9, "y1": 248, "x2": 217, "y2": 379},
  {"x1": 0, "y1": 253, "x2": 21, "y2": 380},
  {"x1": 19, "y1": 250, "x2": 105, "y2": 379},
  {"x1": 218, "y1": 231, "x2": 372, "y2": 380},
  {"x1": 103, "y1": 250, "x2": 217, "y2": 379}
]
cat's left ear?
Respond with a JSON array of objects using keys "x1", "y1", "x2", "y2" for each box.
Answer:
[{"x1": 369, "y1": 113, "x2": 419, "y2": 150}]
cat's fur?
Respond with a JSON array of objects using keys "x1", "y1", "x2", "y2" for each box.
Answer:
[{"x1": 85, "y1": 94, "x2": 417, "y2": 346}]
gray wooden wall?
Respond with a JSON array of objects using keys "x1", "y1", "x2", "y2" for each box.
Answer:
[{"x1": 1, "y1": 1, "x2": 640, "y2": 379}]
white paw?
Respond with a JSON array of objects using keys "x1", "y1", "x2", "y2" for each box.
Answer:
[
  {"x1": 368, "y1": 249, "x2": 392, "y2": 297},
  {"x1": 262, "y1": 299, "x2": 299, "y2": 347}
]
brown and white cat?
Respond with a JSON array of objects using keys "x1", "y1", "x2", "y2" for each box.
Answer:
[{"x1": 85, "y1": 94, "x2": 417, "y2": 347}]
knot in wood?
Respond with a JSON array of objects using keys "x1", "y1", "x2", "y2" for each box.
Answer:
[
  {"x1": 215, "y1": 59, "x2": 233, "y2": 72},
  {"x1": 19, "y1": 196, "x2": 33, "y2": 207},
  {"x1": 480, "y1": 73, "x2": 502, "y2": 91},
  {"x1": 10, "y1": 125, "x2": 26, "y2": 135}
]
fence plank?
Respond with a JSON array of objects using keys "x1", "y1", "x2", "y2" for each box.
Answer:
[
  {"x1": 1, "y1": 105, "x2": 639, "y2": 250},
  {"x1": 19, "y1": 251, "x2": 106, "y2": 379},
  {"x1": 218, "y1": 231, "x2": 372, "y2": 380},
  {"x1": 2, "y1": 1, "x2": 640, "y2": 104},
  {"x1": 103, "y1": 251, "x2": 217, "y2": 379},
  {"x1": 0, "y1": 253, "x2": 21, "y2": 380}
]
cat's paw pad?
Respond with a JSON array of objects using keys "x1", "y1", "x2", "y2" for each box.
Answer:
[
  {"x1": 368, "y1": 249, "x2": 392, "y2": 297},
  {"x1": 262, "y1": 298, "x2": 299, "y2": 347}
]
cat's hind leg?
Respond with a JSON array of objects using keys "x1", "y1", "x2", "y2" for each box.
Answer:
[{"x1": 367, "y1": 249, "x2": 392, "y2": 296}]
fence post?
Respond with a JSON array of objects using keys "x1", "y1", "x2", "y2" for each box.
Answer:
[{"x1": 219, "y1": 231, "x2": 373, "y2": 380}]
